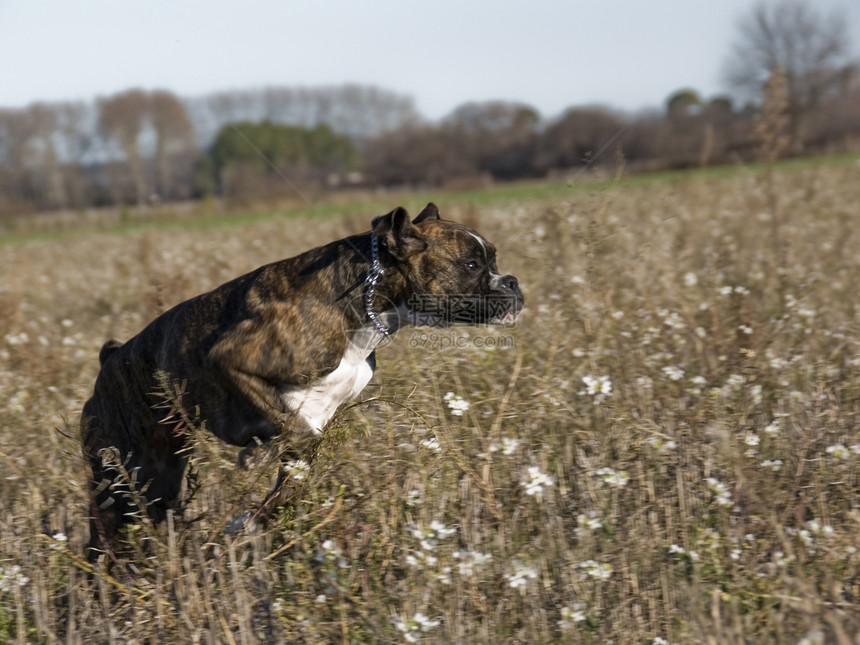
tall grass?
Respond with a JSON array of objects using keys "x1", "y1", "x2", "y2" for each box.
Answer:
[{"x1": 1, "y1": 161, "x2": 860, "y2": 643}]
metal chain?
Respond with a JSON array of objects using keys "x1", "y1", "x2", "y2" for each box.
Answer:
[{"x1": 364, "y1": 235, "x2": 389, "y2": 337}]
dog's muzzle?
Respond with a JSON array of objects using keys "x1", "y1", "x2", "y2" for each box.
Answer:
[{"x1": 487, "y1": 273, "x2": 524, "y2": 324}]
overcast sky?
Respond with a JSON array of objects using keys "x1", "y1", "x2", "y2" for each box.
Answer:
[{"x1": 2, "y1": 0, "x2": 859, "y2": 121}]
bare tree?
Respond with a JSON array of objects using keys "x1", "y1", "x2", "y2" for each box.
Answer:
[
  {"x1": 98, "y1": 89, "x2": 150, "y2": 204},
  {"x1": 0, "y1": 108, "x2": 38, "y2": 210},
  {"x1": 149, "y1": 90, "x2": 194, "y2": 199},
  {"x1": 27, "y1": 103, "x2": 68, "y2": 209},
  {"x1": 363, "y1": 125, "x2": 474, "y2": 187},
  {"x1": 536, "y1": 106, "x2": 626, "y2": 173},
  {"x1": 724, "y1": 0, "x2": 853, "y2": 147},
  {"x1": 54, "y1": 101, "x2": 97, "y2": 208},
  {"x1": 442, "y1": 101, "x2": 540, "y2": 179}
]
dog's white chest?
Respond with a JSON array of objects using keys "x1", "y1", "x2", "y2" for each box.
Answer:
[{"x1": 281, "y1": 354, "x2": 374, "y2": 433}]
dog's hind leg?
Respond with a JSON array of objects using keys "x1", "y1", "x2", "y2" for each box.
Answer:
[{"x1": 226, "y1": 438, "x2": 312, "y2": 535}]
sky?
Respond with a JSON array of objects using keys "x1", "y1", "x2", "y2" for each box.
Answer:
[{"x1": 2, "y1": 0, "x2": 859, "y2": 121}]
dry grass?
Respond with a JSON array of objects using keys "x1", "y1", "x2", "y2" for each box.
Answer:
[{"x1": 2, "y1": 161, "x2": 860, "y2": 643}]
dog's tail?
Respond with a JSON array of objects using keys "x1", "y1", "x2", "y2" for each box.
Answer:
[{"x1": 98, "y1": 339, "x2": 123, "y2": 366}]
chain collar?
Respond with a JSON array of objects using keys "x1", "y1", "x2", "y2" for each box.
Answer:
[{"x1": 364, "y1": 235, "x2": 389, "y2": 337}]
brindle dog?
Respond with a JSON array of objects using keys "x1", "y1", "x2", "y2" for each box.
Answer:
[{"x1": 81, "y1": 203, "x2": 523, "y2": 556}]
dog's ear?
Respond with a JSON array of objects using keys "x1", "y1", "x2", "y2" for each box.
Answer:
[
  {"x1": 372, "y1": 207, "x2": 427, "y2": 259},
  {"x1": 412, "y1": 202, "x2": 440, "y2": 224}
]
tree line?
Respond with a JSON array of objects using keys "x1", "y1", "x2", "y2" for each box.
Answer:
[{"x1": 1, "y1": 0, "x2": 858, "y2": 213}]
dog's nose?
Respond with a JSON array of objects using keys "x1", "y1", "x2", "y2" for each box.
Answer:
[{"x1": 499, "y1": 275, "x2": 519, "y2": 291}]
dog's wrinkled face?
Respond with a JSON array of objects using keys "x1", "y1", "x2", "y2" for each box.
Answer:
[{"x1": 373, "y1": 204, "x2": 524, "y2": 326}]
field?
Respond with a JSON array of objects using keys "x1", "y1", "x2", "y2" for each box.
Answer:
[{"x1": 2, "y1": 157, "x2": 860, "y2": 643}]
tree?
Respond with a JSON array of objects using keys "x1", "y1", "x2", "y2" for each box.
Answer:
[
  {"x1": 666, "y1": 89, "x2": 703, "y2": 120},
  {"x1": 442, "y1": 101, "x2": 541, "y2": 180},
  {"x1": 723, "y1": 0, "x2": 853, "y2": 147},
  {"x1": 149, "y1": 90, "x2": 194, "y2": 200},
  {"x1": 206, "y1": 120, "x2": 358, "y2": 199},
  {"x1": 26, "y1": 103, "x2": 68, "y2": 209},
  {"x1": 0, "y1": 108, "x2": 38, "y2": 210},
  {"x1": 362, "y1": 125, "x2": 474, "y2": 187},
  {"x1": 98, "y1": 89, "x2": 149, "y2": 204},
  {"x1": 536, "y1": 106, "x2": 626, "y2": 173}
]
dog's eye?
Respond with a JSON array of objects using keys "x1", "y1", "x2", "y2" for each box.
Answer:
[{"x1": 465, "y1": 261, "x2": 479, "y2": 271}]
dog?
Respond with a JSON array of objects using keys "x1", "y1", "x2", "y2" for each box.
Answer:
[{"x1": 80, "y1": 203, "x2": 523, "y2": 554}]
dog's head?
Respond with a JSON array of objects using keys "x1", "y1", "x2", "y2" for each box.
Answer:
[{"x1": 371, "y1": 203, "x2": 524, "y2": 326}]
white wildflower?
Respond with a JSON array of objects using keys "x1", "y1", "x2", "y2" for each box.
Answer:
[
  {"x1": 558, "y1": 604, "x2": 587, "y2": 629},
  {"x1": 636, "y1": 375, "x2": 653, "y2": 389},
  {"x1": 743, "y1": 431, "x2": 760, "y2": 457},
  {"x1": 773, "y1": 551, "x2": 795, "y2": 568},
  {"x1": 453, "y1": 550, "x2": 492, "y2": 577},
  {"x1": 763, "y1": 419, "x2": 781, "y2": 435},
  {"x1": 413, "y1": 613, "x2": 440, "y2": 631},
  {"x1": 807, "y1": 520, "x2": 833, "y2": 536},
  {"x1": 705, "y1": 477, "x2": 732, "y2": 507},
  {"x1": 826, "y1": 444, "x2": 851, "y2": 460},
  {"x1": 8, "y1": 391, "x2": 28, "y2": 414},
  {"x1": 798, "y1": 529, "x2": 815, "y2": 553},
  {"x1": 769, "y1": 356, "x2": 788, "y2": 370},
  {"x1": 646, "y1": 435, "x2": 677, "y2": 455},
  {"x1": 285, "y1": 458, "x2": 310, "y2": 481},
  {"x1": 428, "y1": 520, "x2": 456, "y2": 538},
  {"x1": 420, "y1": 436, "x2": 441, "y2": 453},
  {"x1": 761, "y1": 459, "x2": 783, "y2": 472},
  {"x1": 507, "y1": 560, "x2": 539, "y2": 589},
  {"x1": 523, "y1": 466, "x2": 554, "y2": 497},
  {"x1": 321, "y1": 539, "x2": 342, "y2": 558},
  {"x1": 576, "y1": 511, "x2": 603, "y2": 535},
  {"x1": 661, "y1": 365, "x2": 685, "y2": 381},
  {"x1": 582, "y1": 374, "x2": 612, "y2": 404},
  {"x1": 500, "y1": 436, "x2": 520, "y2": 455},
  {"x1": 443, "y1": 391, "x2": 470, "y2": 416},
  {"x1": 750, "y1": 384, "x2": 762, "y2": 405},
  {"x1": 434, "y1": 567, "x2": 452, "y2": 585},
  {"x1": 578, "y1": 559, "x2": 612, "y2": 580},
  {"x1": 595, "y1": 466, "x2": 629, "y2": 488},
  {"x1": 5, "y1": 332, "x2": 29, "y2": 345},
  {"x1": 725, "y1": 374, "x2": 745, "y2": 389},
  {"x1": 409, "y1": 520, "x2": 457, "y2": 559},
  {"x1": 49, "y1": 532, "x2": 68, "y2": 550},
  {"x1": 0, "y1": 565, "x2": 29, "y2": 592},
  {"x1": 668, "y1": 544, "x2": 699, "y2": 561},
  {"x1": 683, "y1": 272, "x2": 698, "y2": 287},
  {"x1": 395, "y1": 612, "x2": 441, "y2": 642},
  {"x1": 405, "y1": 489, "x2": 422, "y2": 507}
]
